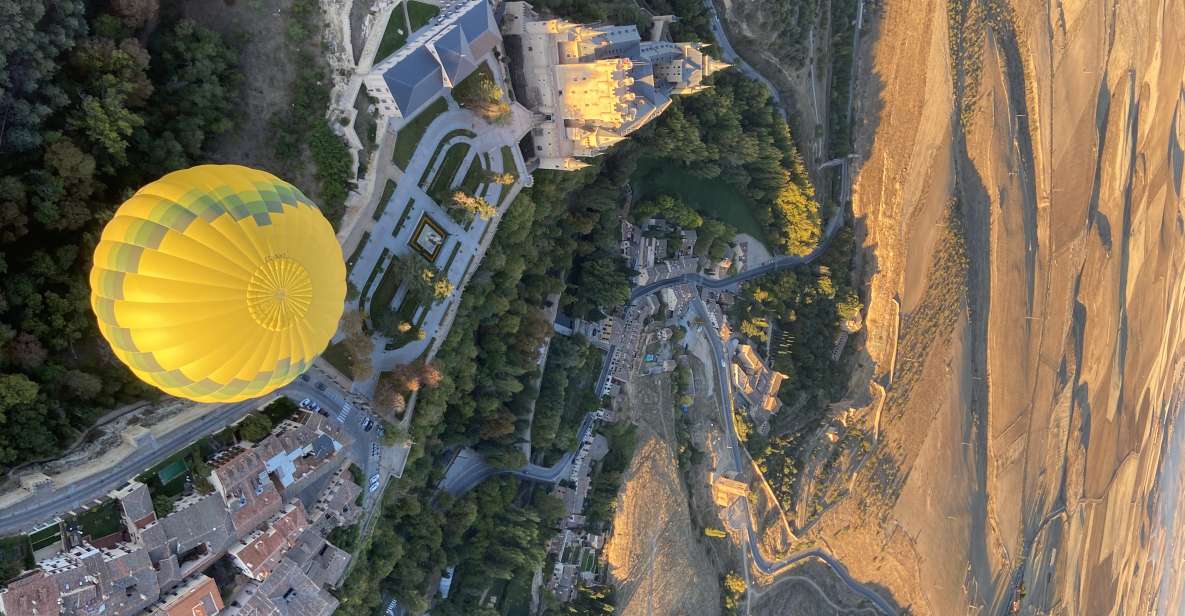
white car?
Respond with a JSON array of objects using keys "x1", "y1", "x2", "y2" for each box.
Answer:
[{"x1": 369, "y1": 474, "x2": 381, "y2": 492}]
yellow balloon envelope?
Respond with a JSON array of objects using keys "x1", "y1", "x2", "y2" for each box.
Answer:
[{"x1": 90, "y1": 165, "x2": 346, "y2": 403}]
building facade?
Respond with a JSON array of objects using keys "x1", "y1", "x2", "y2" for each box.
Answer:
[{"x1": 502, "y1": 1, "x2": 728, "y2": 170}]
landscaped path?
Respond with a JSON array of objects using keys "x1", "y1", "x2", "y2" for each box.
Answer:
[{"x1": 343, "y1": 96, "x2": 533, "y2": 395}]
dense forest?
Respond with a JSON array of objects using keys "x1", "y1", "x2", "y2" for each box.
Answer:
[
  {"x1": 640, "y1": 70, "x2": 821, "y2": 255},
  {"x1": 0, "y1": 0, "x2": 240, "y2": 465}
]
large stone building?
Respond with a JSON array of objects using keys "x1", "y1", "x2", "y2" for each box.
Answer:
[
  {"x1": 364, "y1": 0, "x2": 502, "y2": 122},
  {"x1": 502, "y1": 1, "x2": 728, "y2": 170}
]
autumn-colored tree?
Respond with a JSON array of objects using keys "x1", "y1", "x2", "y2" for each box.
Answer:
[
  {"x1": 452, "y1": 67, "x2": 509, "y2": 121},
  {"x1": 373, "y1": 373, "x2": 406, "y2": 418},
  {"x1": 450, "y1": 191, "x2": 496, "y2": 221},
  {"x1": 482, "y1": 170, "x2": 515, "y2": 185},
  {"x1": 418, "y1": 361, "x2": 442, "y2": 388}
]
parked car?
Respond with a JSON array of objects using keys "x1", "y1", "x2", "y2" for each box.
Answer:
[
  {"x1": 299, "y1": 398, "x2": 313, "y2": 409},
  {"x1": 317, "y1": 408, "x2": 330, "y2": 417},
  {"x1": 315, "y1": 382, "x2": 326, "y2": 391},
  {"x1": 299, "y1": 374, "x2": 310, "y2": 382}
]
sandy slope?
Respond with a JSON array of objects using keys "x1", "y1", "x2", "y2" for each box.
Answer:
[
  {"x1": 605, "y1": 375, "x2": 722, "y2": 616},
  {"x1": 797, "y1": 0, "x2": 1185, "y2": 614}
]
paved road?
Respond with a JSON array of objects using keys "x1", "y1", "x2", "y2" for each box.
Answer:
[
  {"x1": 630, "y1": 205, "x2": 846, "y2": 304},
  {"x1": 692, "y1": 294, "x2": 895, "y2": 613},
  {"x1": 0, "y1": 375, "x2": 385, "y2": 536},
  {"x1": 437, "y1": 412, "x2": 596, "y2": 496},
  {"x1": 702, "y1": 0, "x2": 786, "y2": 119}
]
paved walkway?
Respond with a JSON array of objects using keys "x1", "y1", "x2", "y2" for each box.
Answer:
[{"x1": 343, "y1": 88, "x2": 533, "y2": 395}]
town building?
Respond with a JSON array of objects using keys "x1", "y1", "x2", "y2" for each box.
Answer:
[
  {"x1": 0, "y1": 570, "x2": 59, "y2": 616},
  {"x1": 1, "y1": 405, "x2": 363, "y2": 616},
  {"x1": 221, "y1": 560, "x2": 338, "y2": 616},
  {"x1": 208, "y1": 446, "x2": 284, "y2": 537},
  {"x1": 147, "y1": 574, "x2": 223, "y2": 616},
  {"x1": 228, "y1": 503, "x2": 310, "y2": 581},
  {"x1": 731, "y1": 344, "x2": 787, "y2": 415},
  {"x1": 502, "y1": 1, "x2": 729, "y2": 170}
]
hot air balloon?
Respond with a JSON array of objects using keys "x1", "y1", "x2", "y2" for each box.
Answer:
[{"x1": 90, "y1": 165, "x2": 347, "y2": 403}]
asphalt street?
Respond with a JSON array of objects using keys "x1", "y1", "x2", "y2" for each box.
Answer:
[
  {"x1": 437, "y1": 411, "x2": 596, "y2": 496},
  {"x1": 0, "y1": 373, "x2": 387, "y2": 536},
  {"x1": 629, "y1": 205, "x2": 846, "y2": 305}
]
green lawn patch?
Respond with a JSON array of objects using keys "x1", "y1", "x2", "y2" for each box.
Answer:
[
  {"x1": 373, "y1": 179, "x2": 397, "y2": 221},
  {"x1": 392, "y1": 97, "x2": 448, "y2": 169},
  {"x1": 71, "y1": 500, "x2": 121, "y2": 540},
  {"x1": 322, "y1": 340, "x2": 356, "y2": 380},
  {"x1": 375, "y1": 1, "x2": 441, "y2": 61},
  {"x1": 425, "y1": 142, "x2": 471, "y2": 203},
  {"x1": 347, "y1": 463, "x2": 365, "y2": 505},
  {"x1": 27, "y1": 525, "x2": 60, "y2": 552},
  {"x1": 579, "y1": 548, "x2": 596, "y2": 573},
  {"x1": 347, "y1": 231, "x2": 370, "y2": 272},
  {"x1": 442, "y1": 242, "x2": 462, "y2": 274},
  {"x1": 631, "y1": 157, "x2": 770, "y2": 246},
  {"x1": 360, "y1": 248, "x2": 391, "y2": 302},
  {"x1": 391, "y1": 199, "x2": 416, "y2": 238},
  {"x1": 458, "y1": 156, "x2": 485, "y2": 195},
  {"x1": 417, "y1": 129, "x2": 477, "y2": 186},
  {"x1": 0, "y1": 535, "x2": 32, "y2": 582},
  {"x1": 499, "y1": 145, "x2": 517, "y2": 177}
]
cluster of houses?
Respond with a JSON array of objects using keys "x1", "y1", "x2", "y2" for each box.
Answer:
[
  {"x1": 731, "y1": 344, "x2": 787, "y2": 434},
  {"x1": 542, "y1": 414, "x2": 611, "y2": 603},
  {"x1": 0, "y1": 409, "x2": 362, "y2": 616},
  {"x1": 621, "y1": 220, "x2": 706, "y2": 286}
]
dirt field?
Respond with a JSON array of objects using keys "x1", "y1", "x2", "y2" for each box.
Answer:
[
  {"x1": 605, "y1": 372, "x2": 725, "y2": 616},
  {"x1": 715, "y1": 0, "x2": 1185, "y2": 614}
]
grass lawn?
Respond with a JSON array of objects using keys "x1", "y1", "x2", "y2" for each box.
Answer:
[
  {"x1": 391, "y1": 198, "x2": 416, "y2": 237},
  {"x1": 425, "y1": 142, "x2": 471, "y2": 202},
  {"x1": 322, "y1": 340, "x2": 356, "y2": 380},
  {"x1": 375, "y1": 0, "x2": 441, "y2": 60},
  {"x1": 500, "y1": 145, "x2": 517, "y2": 178},
  {"x1": 417, "y1": 128, "x2": 477, "y2": 186},
  {"x1": 392, "y1": 97, "x2": 448, "y2": 169},
  {"x1": 346, "y1": 231, "x2": 370, "y2": 272},
  {"x1": 442, "y1": 242, "x2": 462, "y2": 274},
  {"x1": 27, "y1": 525, "x2": 60, "y2": 552},
  {"x1": 579, "y1": 548, "x2": 596, "y2": 572},
  {"x1": 138, "y1": 436, "x2": 215, "y2": 489},
  {"x1": 72, "y1": 501, "x2": 122, "y2": 539},
  {"x1": 347, "y1": 463, "x2": 365, "y2": 505},
  {"x1": 360, "y1": 248, "x2": 391, "y2": 302},
  {"x1": 369, "y1": 256, "x2": 412, "y2": 332},
  {"x1": 373, "y1": 179, "x2": 397, "y2": 221},
  {"x1": 631, "y1": 157, "x2": 771, "y2": 247},
  {"x1": 458, "y1": 156, "x2": 485, "y2": 195},
  {"x1": 0, "y1": 535, "x2": 31, "y2": 582}
]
